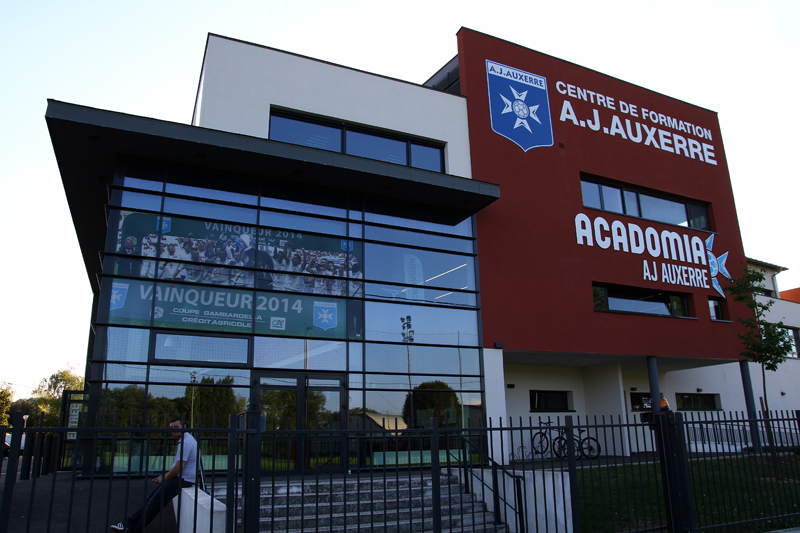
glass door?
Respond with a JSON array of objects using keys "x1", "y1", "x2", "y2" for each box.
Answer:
[{"x1": 255, "y1": 372, "x2": 346, "y2": 474}]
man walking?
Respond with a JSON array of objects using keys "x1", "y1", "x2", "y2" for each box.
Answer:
[{"x1": 111, "y1": 417, "x2": 197, "y2": 531}]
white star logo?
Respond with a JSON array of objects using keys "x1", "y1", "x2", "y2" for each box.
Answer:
[
  {"x1": 111, "y1": 290, "x2": 123, "y2": 306},
  {"x1": 706, "y1": 235, "x2": 731, "y2": 297},
  {"x1": 316, "y1": 308, "x2": 333, "y2": 324},
  {"x1": 500, "y1": 86, "x2": 541, "y2": 133}
]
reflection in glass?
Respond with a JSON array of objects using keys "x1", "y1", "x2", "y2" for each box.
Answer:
[
  {"x1": 147, "y1": 366, "x2": 249, "y2": 386},
  {"x1": 346, "y1": 131, "x2": 406, "y2": 165},
  {"x1": 154, "y1": 334, "x2": 248, "y2": 364},
  {"x1": 364, "y1": 244, "x2": 475, "y2": 291},
  {"x1": 165, "y1": 183, "x2": 257, "y2": 205},
  {"x1": 349, "y1": 342, "x2": 363, "y2": 372},
  {"x1": 99, "y1": 383, "x2": 147, "y2": 428},
  {"x1": 364, "y1": 344, "x2": 480, "y2": 375},
  {"x1": 164, "y1": 197, "x2": 257, "y2": 224},
  {"x1": 269, "y1": 116, "x2": 342, "y2": 152},
  {"x1": 580, "y1": 181, "x2": 601, "y2": 209},
  {"x1": 103, "y1": 363, "x2": 147, "y2": 382},
  {"x1": 364, "y1": 211, "x2": 473, "y2": 237},
  {"x1": 121, "y1": 191, "x2": 162, "y2": 211},
  {"x1": 410, "y1": 144, "x2": 443, "y2": 172},
  {"x1": 365, "y1": 225, "x2": 472, "y2": 253},
  {"x1": 254, "y1": 338, "x2": 346, "y2": 371},
  {"x1": 401, "y1": 381, "x2": 461, "y2": 428},
  {"x1": 260, "y1": 210, "x2": 347, "y2": 236},
  {"x1": 624, "y1": 190, "x2": 640, "y2": 217},
  {"x1": 639, "y1": 194, "x2": 689, "y2": 226},
  {"x1": 261, "y1": 195, "x2": 346, "y2": 219},
  {"x1": 106, "y1": 327, "x2": 149, "y2": 361},
  {"x1": 601, "y1": 185, "x2": 623, "y2": 213},
  {"x1": 365, "y1": 302, "x2": 478, "y2": 346},
  {"x1": 364, "y1": 283, "x2": 476, "y2": 307},
  {"x1": 124, "y1": 176, "x2": 163, "y2": 192}
]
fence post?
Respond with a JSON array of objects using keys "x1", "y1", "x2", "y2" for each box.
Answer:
[
  {"x1": 242, "y1": 409, "x2": 261, "y2": 533},
  {"x1": 565, "y1": 416, "x2": 581, "y2": 533},
  {"x1": 225, "y1": 415, "x2": 237, "y2": 533},
  {"x1": 430, "y1": 417, "x2": 442, "y2": 533},
  {"x1": 19, "y1": 430, "x2": 34, "y2": 481},
  {"x1": 650, "y1": 410, "x2": 696, "y2": 533},
  {"x1": 0, "y1": 412, "x2": 24, "y2": 532}
]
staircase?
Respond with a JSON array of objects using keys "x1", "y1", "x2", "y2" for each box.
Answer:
[{"x1": 214, "y1": 473, "x2": 510, "y2": 533}]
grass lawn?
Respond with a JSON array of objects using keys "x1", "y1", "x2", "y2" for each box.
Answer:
[{"x1": 577, "y1": 452, "x2": 800, "y2": 533}]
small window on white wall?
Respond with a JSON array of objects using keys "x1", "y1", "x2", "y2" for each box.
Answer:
[{"x1": 529, "y1": 390, "x2": 572, "y2": 412}]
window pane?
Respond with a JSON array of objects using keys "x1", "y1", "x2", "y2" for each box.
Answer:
[
  {"x1": 346, "y1": 131, "x2": 406, "y2": 165},
  {"x1": 154, "y1": 334, "x2": 248, "y2": 364},
  {"x1": 365, "y1": 344, "x2": 479, "y2": 375},
  {"x1": 124, "y1": 176, "x2": 163, "y2": 192},
  {"x1": 709, "y1": 298, "x2": 724, "y2": 320},
  {"x1": 365, "y1": 225, "x2": 472, "y2": 253},
  {"x1": 687, "y1": 204, "x2": 710, "y2": 231},
  {"x1": 365, "y1": 244, "x2": 475, "y2": 291},
  {"x1": 253, "y1": 337, "x2": 346, "y2": 370},
  {"x1": 106, "y1": 328, "x2": 149, "y2": 362},
  {"x1": 639, "y1": 194, "x2": 689, "y2": 226},
  {"x1": 269, "y1": 115, "x2": 341, "y2": 152},
  {"x1": 365, "y1": 211, "x2": 473, "y2": 237},
  {"x1": 147, "y1": 367, "x2": 249, "y2": 386},
  {"x1": 601, "y1": 185, "x2": 623, "y2": 213},
  {"x1": 410, "y1": 144, "x2": 443, "y2": 172},
  {"x1": 164, "y1": 197, "x2": 257, "y2": 224},
  {"x1": 364, "y1": 301, "x2": 478, "y2": 346},
  {"x1": 364, "y1": 283, "x2": 476, "y2": 307},
  {"x1": 260, "y1": 210, "x2": 347, "y2": 236},
  {"x1": 121, "y1": 191, "x2": 162, "y2": 211},
  {"x1": 581, "y1": 181, "x2": 601, "y2": 209},
  {"x1": 260, "y1": 196, "x2": 346, "y2": 218},
  {"x1": 624, "y1": 190, "x2": 640, "y2": 217},
  {"x1": 607, "y1": 286, "x2": 670, "y2": 315},
  {"x1": 103, "y1": 363, "x2": 148, "y2": 382},
  {"x1": 166, "y1": 183, "x2": 257, "y2": 205}
]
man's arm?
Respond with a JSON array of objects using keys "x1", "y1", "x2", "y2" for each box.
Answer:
[{"x1": 154, "y1": 460, "x2": 186, "y2": 484}]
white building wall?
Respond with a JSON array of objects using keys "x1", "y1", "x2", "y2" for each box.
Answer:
[
  {"x1": 502, "y1": 364, "x2": 587, "y2": 422},
  {"x1": 195, "y1": 35, "x2": 473, "y2": 178}
]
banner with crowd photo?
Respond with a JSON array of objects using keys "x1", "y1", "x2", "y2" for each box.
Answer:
[
  {"x1": 116, "y1": 211, "x2": 362, "y2": 270},
  {"x1": 108, "y1": 279, "x2": 348, "y2": 339}
]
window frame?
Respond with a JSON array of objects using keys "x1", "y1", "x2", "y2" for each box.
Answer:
[
  {"x1": 269, "y1": 111, "x2": 445, "y2": 173},
  {"x1": 580, "y1": 176, "x2": 711, "y2": 231},
  {"x1": 529, "y1": 390, "x2": 572, "y2": 412},
  {"x1": 593, "y1": 284, "x2": 693, "y2": 318}
]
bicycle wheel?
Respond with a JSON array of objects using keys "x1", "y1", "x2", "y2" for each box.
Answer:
[
  {"x1": 531, "y1": 432, "x2": 549, "y2": 455},
  {"x1": 552, "y1": 437, "x2": 568, "y2": 458},
  {"x1": 580, "y1": 437, "x2": 601, "y2": 459}
]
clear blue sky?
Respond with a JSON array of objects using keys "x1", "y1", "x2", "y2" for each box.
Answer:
[{"x1": 1, "y1": 0, "x2": 798, "y2": 399}]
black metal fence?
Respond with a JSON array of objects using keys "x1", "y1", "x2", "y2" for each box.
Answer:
[{"x1": 2, "y1": 410, "x2": 800, "y2": 533}]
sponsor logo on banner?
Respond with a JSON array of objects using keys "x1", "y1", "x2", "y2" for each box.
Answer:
[
  {"x1": 486, "y1": 60, "x2": 554, "y2": 152},
  {"x1": 160, "y1": 217, "x2": 171, "y2": 233},
  {"x1": 110, "y1": 282, "x2": 129, "y2": 311},
  {"x1": 270, "y1": 317, "x2": 287, "y2": 330},
  {"x1": 341, "y1": 239, "x2": 354, "y2": 252},
  {"x1": 313, "y1": 301, "x2": 338, "y2": 331}
]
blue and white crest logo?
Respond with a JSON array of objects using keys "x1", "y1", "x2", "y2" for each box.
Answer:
[
  {"x1": 486, "y1": 60, "x2": 554, "y2": 152},
  {"x1": 110, "y1": 282, "x2": 129, "y2": 311},
  {"x1": 313, "y1": 301, "x2": 338, "y2": 331}
]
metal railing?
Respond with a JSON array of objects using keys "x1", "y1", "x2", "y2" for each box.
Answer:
[{"x1": 3, "y1": 410, "x2": 800, "y2": 533}]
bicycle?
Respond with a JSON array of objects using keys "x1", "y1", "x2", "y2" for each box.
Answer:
[{"x1": 530, "y1": 421, "x2": 601, "y2": 459}]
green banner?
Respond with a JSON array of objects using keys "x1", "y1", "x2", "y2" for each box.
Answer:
[{"x1": 108, "y1": 279, "x2": 347, "y2": 338}]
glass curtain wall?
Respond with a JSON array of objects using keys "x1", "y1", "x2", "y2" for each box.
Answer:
[{"x1": 91, "y1": 158, "x2": 482, "y2": 471}]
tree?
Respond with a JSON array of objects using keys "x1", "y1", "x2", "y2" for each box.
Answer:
[
  {"x1": 726, "y1": 267, "x2": 794, "y2": 477},
  {"x1": 725, "y1": 267, "x2": 794, "y2": 412},
  {"x1": 32, "y1": 368, "x2": 85, "y2": 427},
  {"x1": 0, "y1": 383, "x2": 13, "y2": 426},
  {"x1": 401, "y1": 381, "x2": 461, "y2": 429}
]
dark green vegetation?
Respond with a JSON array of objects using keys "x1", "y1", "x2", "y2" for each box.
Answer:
[{"x1": 577, "y1": 452, "x2": 800, "y2": 533}]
